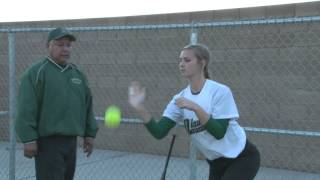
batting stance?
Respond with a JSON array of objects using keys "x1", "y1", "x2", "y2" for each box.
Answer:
[{"x1": 128, "y1": 44, "x2": 260, "y2": 180}]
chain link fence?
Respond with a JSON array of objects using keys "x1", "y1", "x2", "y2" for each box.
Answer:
[
  {"x1": 0, "y1": 30, "x2": 10, "y2": 179},
  {"x1": 0, "y1": 16, "x2": 320, "y2": 180}
]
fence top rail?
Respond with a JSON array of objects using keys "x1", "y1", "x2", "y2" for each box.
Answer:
[
  {"x1": 95, "y1": 117, "x2": 320, "y2": 138},
  {"x1": 243, "y1": 127, "x2": 320, "y2": 137},
  {"x1": 1, "y1": 16, "x2": 320, "y2": 33},
  {"x1": 0, "y1": 111, "x2": 8, "y2": 117}
]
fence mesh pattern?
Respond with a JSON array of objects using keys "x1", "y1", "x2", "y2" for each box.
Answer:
[{"x1": 0, "y1": 17, "x2": 320, "y2": 180}]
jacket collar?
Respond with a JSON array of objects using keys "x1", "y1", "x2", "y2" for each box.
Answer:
[{"x1": 46, "y1": 56, "x2": 71, "y2": 72}]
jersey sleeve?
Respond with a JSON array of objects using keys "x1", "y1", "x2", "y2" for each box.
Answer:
[
  {"x1": 212, "y1": 86, "x2": 239, "y2": 119},
  {"x1": 145, "y1": 117, "x2": 176, "y2": 139},
  {"x1": 162, "y1": 93, "x2": 184, "y2": 122}
]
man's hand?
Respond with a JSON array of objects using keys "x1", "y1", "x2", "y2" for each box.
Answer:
[
  {"x1": 24, "y1": 142, "x2": 37, "y2": 158},
  {"x1": 83, "y1": 137, "x2": 94, "y2": 157}
]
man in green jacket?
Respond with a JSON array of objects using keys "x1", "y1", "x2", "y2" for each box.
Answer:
[{"x1": 15, "y1": 27, "x2": 98, "y2": 180}]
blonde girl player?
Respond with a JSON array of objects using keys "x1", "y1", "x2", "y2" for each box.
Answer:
[{"x1": 128, "y1": 44, "x2": 260, "y2": 180}]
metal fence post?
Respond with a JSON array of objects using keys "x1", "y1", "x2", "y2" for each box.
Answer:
[
  {"x1": 190, "y1": 25, "x2": 198, "y2": 45},
  {"x1": 189, "y1": 23, "x2": 198, "y2": 180},
  {"x1": 8, "y1": 32, "x2": 16, "y2": 180}
]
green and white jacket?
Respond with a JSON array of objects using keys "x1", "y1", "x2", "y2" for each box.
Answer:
[{"x1": 15, "y1": 57, "x2": 98, "y2": 143}]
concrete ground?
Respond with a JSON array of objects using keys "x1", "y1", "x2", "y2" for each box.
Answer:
[{"x1": 0, "y1": 142, "x2": 319, "y2": 180}]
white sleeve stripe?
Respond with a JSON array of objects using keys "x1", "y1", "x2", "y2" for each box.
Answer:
[{"x1": 36, "y1": 61, "x2": 48, "y2": 85}]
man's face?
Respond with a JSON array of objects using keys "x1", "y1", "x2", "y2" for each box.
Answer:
[{"x1": 48, "y1": 37, "x2": 73, "y2": 65}]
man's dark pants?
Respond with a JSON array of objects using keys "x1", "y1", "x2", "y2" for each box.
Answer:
[{"x1": 35, "y1": 136, "x2": 77, "y2": 180}]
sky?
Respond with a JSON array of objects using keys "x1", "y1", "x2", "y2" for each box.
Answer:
[{"x1": 0, "y1": 0, "x2": 316, "y2": 22}]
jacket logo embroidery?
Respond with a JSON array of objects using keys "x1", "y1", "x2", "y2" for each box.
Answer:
[{"x1": 71, "y1": 78, "x2": 82, "y2": 84}]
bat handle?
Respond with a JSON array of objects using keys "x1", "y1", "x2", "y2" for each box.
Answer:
[{"x1": 161, "y1": 134, "x2": 176, "y2": 180}]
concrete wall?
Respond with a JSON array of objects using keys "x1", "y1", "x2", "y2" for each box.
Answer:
[{"x1": 1, "y1": 1, "x2": 320, "y2": 173}]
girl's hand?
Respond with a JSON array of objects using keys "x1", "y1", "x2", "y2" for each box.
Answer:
[
  {"x1": 175, "y1": 97, "x2": 198, "y2": 111},
  {"x1": 128, "y1": 81, "x2": 146, "y2": 110}
]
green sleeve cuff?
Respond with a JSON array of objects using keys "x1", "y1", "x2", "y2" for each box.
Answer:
[
  {"x1": 145, "y1": 116, "x2": 176, "y2": 139},
  {"x1": 85, "y1": 88, "x2": 98, "y2": 138},
  {"x1": 85, "y1": 127, "x2": 98, "y2": 138},
  {"x1": 84, "y1": 115, "x2": 98, "y2": 138},
  {"x1": 204, "y1": 117, "x2": 229, "y2": 140}
]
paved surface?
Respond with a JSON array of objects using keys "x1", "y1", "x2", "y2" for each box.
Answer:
[{"x1": 0, "y1": 142, "x2": 319, "y2": 180}]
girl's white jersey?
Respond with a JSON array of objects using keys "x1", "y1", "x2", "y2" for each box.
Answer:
[{"x1": 163, "y1": 79, "x2": 246, "y2": 160}]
